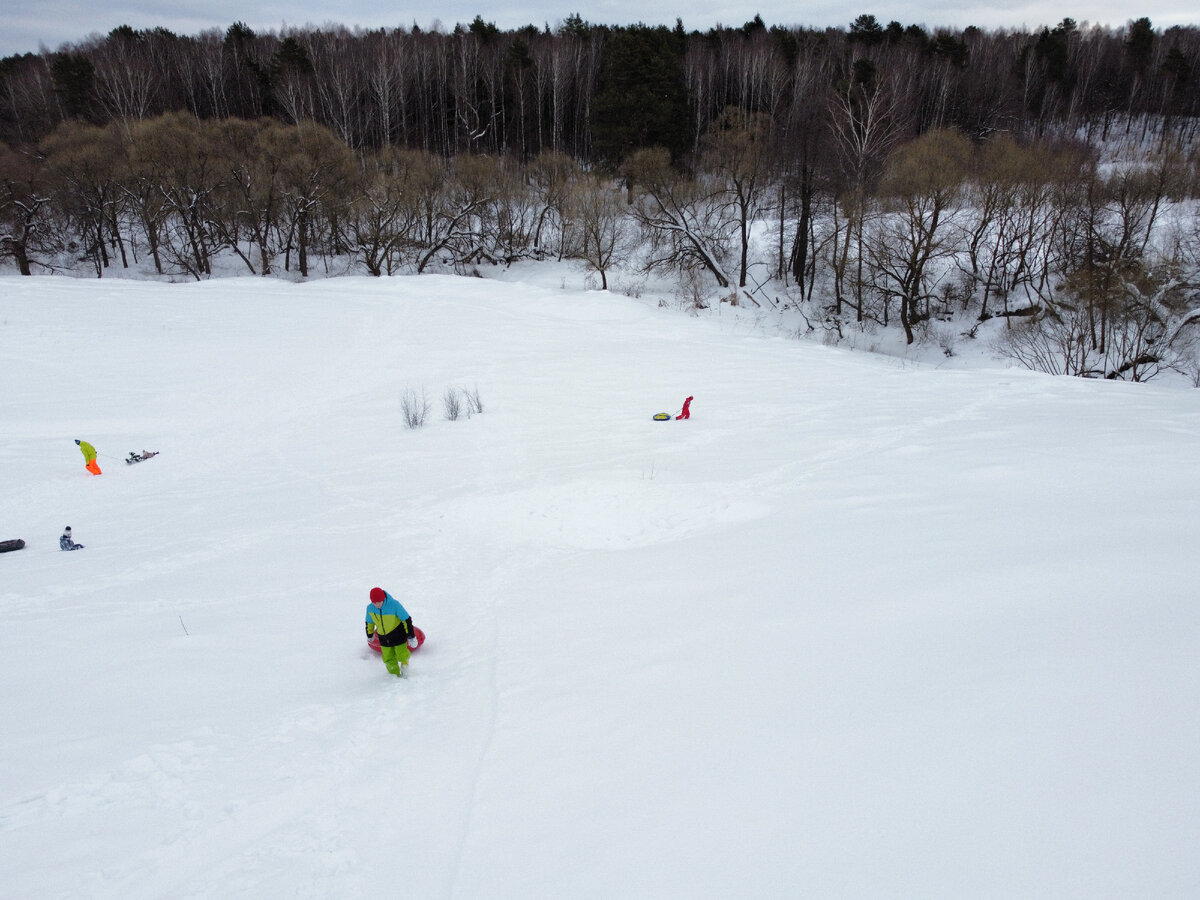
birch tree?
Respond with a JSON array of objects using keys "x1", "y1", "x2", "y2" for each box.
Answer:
[{"x1": 829, "y1": 61, "x2": 905, "y2": 320}]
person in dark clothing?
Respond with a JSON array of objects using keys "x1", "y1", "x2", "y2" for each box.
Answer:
[{"x1": 60, "y1": 526, "x2": 84, "y2": 550}]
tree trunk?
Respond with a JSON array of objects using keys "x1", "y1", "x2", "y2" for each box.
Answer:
[
  {"x1": 298, "y1": 213, "x2": 309, "y2": 278},
  {"x1": 790, "y1": 181, "x2": 812, "y2": 297},
  {"x1": 13, "y1": 239, "x2": 32, "y2": 275}
]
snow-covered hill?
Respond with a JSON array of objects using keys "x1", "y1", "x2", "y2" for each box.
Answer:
[{"x1": 2, "y1": 274, "x2": 1198, "y2": 898}]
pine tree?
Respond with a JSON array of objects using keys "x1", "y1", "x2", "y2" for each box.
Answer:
[{"x1": 589, "y1": 26, "x2": 690, "y2": 167}]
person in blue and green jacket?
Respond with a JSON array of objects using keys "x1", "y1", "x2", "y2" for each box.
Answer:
[{"x1": 366, "y1": 587, "x2": 417, "y2": 677}]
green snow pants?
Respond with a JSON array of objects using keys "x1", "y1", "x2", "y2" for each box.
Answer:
[{"x1": 381, "y1": 642, "x2": 412, "y2": 676}]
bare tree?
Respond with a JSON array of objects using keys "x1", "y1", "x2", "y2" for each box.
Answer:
[
  {"x1": 563, "y1": 174, "x2": 630, "y2": 289},
  {"x1": 272, "y1": 34, "x2": 317, "y2": 125},
  {"x1": 346, "y1": 147, "x2": 430, "y2": 275},
  {"x1": 527, "y1": 149, "x2": 577, "y2": 257},
  {"x1": 958, "y1": 134, "x2": 1030, "y2": 318},
  {"x1": 1043, "y1": 151, "x2": 1192, "y2": 365},
  {"x1": 829, "y1": 64, "x2": 906, "y2": 320},
  {"x1": 306, "y1": 28, "x2": 366, "y2": 149},
  {"x1": 777, "y1": 50, "x2": 836, "y2": 299},
  {"x1": 0, "y1": 54, "x2": 61, "y2": 145},
  {"x1": 622, "y1": 146, "x2": 735, "y2": 295},
  {"x1": 489, "y1": 155, "x2": 539, "y2": 262},
  {"x1": 994, "y1": 141, "x2": 1092, "y2": 319},
  {"x1": 117, "y1": 137, "x2": 170, "y2": 275},
  {"x1": 276, "y1": 121, "x2": 355, "y2": 276},
  {"x1": 125, "y1": 112, "x2": 222, "y2": 279},
  {"x1": 701, "y1": 106, "x2": 775, "y2": 289},
  {"x1": 998, "y1": 261, "x2": 1200, "y2": 380},
  {"x1": 175, "y1": 30, "x2": 230, "y2": 119},
  {"x1": 364, "y1": 30, "x2": 408, "y2": 148},
  {"x1": 414, "y1": 154, "x2": 494, "y2": 273},
  {"x1": 867, "y1": 127, "x2": 972, "y2": 343},
  {"x1": 209, "y1": 118, "x2": 292, "y2": 275},
  {"x1": 0, "y1": 142, "x2": 57, "y2": 274},
  {"x1": 89, "y1": 28, "x2": 162, "y2": 126},
  {"x1": 42, "y1": 120, "x2": 129, "y2": 274}
]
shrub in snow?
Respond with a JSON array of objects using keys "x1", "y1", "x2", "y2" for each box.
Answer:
[
  {"x1": 443, "y1": 387, "x2": 462, "y2": 421},
  {"x1": 401, "y1": 388, "x2": 431, "y2": 429},
  {"x1": 933, "y1": 325, "x2": 957, "y2": 357},
  {"x1": 462, "y1": 386, "x2": 484, "y2": 416}
]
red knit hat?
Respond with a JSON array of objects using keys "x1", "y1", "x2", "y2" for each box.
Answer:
[{"x1": 370, "y1": 587, "x2": 386, "y2": 603}]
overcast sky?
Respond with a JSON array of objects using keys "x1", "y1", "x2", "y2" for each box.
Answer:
[{"x1": 2, "y1": 1, "x2": 1196, "y2": 57}]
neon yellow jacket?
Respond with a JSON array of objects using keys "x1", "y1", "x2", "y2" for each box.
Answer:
[{"x1": 77, "y1": 440, "x2": 97, "y2": 462}]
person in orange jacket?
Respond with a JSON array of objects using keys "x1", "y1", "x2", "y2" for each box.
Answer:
[{"x1": 75, "y1": 439, "x2": 101, "y2": 475}]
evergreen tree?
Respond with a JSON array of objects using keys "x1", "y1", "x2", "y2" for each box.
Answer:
[
  {"x1": 589, "y1": 26, "x2": 690, "y2": 167},
  {"x1": 49, "y1": 53, "x2": 95, "y2": 120}
]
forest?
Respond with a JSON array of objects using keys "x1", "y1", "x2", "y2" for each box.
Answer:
[{"x1": 2, "y1": 14, "x2": 1200, "y2": 380}]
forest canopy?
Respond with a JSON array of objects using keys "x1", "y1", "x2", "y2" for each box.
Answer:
[{"x1": 0, "y1": 15, "x2": 1197, "y2": 155}]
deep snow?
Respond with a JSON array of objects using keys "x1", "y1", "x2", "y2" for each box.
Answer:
[{"x1": 2, "y1": 273, "x2": 1199, "y2": 898}]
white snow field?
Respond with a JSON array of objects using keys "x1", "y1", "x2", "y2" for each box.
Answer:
[{"x1": 2, "y1": 274, "x2": 1199, "y2": 899}]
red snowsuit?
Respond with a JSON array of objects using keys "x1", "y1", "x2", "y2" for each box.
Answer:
[{"x1": 676, "y1": 397, "x2": 693, "y2": 420}]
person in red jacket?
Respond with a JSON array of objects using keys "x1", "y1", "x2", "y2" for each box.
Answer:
[{"x1": 676, "y1": 396, "x2": 693, "y2": 420}]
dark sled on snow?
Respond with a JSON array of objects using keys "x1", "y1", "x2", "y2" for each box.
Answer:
[
  {"x1": 368, "y1": 627, "x2": 426, "y2": 654},
  {"x1": 126, "y1": 451, "x2": 160, "y2": 464},
  {"x1": 1, "y1": 538, "x2": 26, "y2": 552}
]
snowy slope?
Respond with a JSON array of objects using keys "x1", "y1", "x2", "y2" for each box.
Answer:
[{"x1": 2, "y1": 275, "x2": 1198, "y2": 899}]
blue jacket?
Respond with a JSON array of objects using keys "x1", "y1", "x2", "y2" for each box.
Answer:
[{"x1": 366, "y1": 593, "x2": 412, "y2": 645}]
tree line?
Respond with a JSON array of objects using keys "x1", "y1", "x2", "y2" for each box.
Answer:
[
  {"x1": 2, "y1": 15, "x2": 1200, "y2": 381},
  {"x1": 1, "y1": 15, "x2": 1198, "y2": 157},
  {"x1": 4, "y1": 109, "x2": 1199, "y2": 375}
]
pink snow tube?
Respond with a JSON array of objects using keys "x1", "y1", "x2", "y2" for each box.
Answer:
[{"x1": 369, "y1": 626, "x2": 425, "y2": 654}]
